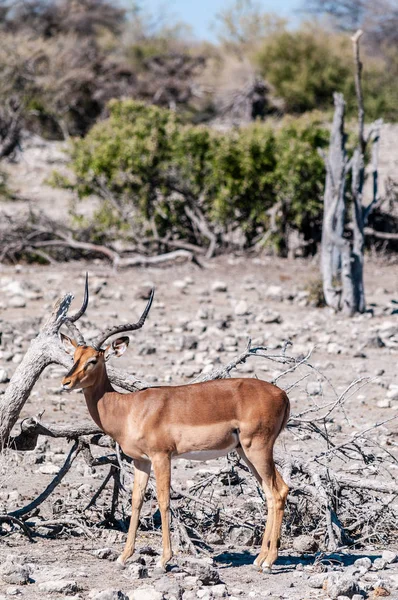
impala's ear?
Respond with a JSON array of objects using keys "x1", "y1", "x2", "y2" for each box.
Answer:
[
  {"x1": 104, "y1": 336, "x2": 129, "y2": 361},
  {"x1": 61, "y1": 333, "x2": 78, "y2": 355}
]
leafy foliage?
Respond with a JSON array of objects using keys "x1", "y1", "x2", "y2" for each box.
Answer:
[
  {"x1": 256, "y1": 25, "x2": 398, "y2": 121},
  {"x1": 69, "y1": 100, "x2": 328, "y2": 253}
]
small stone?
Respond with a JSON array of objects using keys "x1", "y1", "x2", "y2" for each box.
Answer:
[
  {"x1": 377, "y1": 399, "x2": 391, "y2": 408},
  {"x1": 292, "y1": 535, "x2": 317, "y2": 553},
  {"x1": 211, "y1": 281, "x2": 227, "y2": 293},
  {"x1": 306, "y1": 381, "x2": 322, "y2": 396},
  {"x1": 354, "y1": 557, "x2": 372, "y2": 570},
  {"x1": 228, "y1": 527, "x2": 254, "y2": 546},
  {"x1": 308, "y1": 573, "x2": 328, "y2": 588},
  {"x1": 92, "y1": 548, "x2": 118, "y2": 561},
  {"x1": 127, "y1": 563, "x2": 148, "y2": 580},
  {"x1": 381, "y1": 550, "x2": 397, "y2": 564},
  {"x1": 234, "y1": 301, "x2": 249, "y2": 316},
  {"x1": 8, "y1": 296, "x2": 26, "y2": 309},
  {"x1": 373, "y1": 558, "x2": 388, "y2": 570},
  {"x1": 38, "y1": 580, "x2": 79, "y2": 594},
  {"x1": 372, "y1": 587, "x2": 390, "y2": 597},
  {"x1": 0, "y1": 562, "x2": 29, "y2": 585},
  {"x1": 130, "y1": 588, "x2": 164, "y2": 600},
  {"x1": 211, "y1": 584, "x2": 227, "y2": 598},
  {"x1": 173, "y1": 280, "x2": 187, "y2": 290},
  {"x1": 91, "y1": 591, "x2": 129, "y2": 600},
  {"x1": 191, "y1": 565, "x2": 220, "y2": 586},
  {"x1": 386, "y1": 389, "x2": 398, "y2": 401},
  {"x1": 352, "y1": 595, "x2": 365, "y2": 600},
  {"x1": 265, "y1": 285, "x2": 283, "y2": 301},
  {"x1": 0, "y1": 368, "x2": 9, "y2": 383},
  {"x1": 39, "y1": 463, "x2": 60, "y2": 474},
  {"x1": 326, "y1": 574, "x2": 359, "y2": 600}
]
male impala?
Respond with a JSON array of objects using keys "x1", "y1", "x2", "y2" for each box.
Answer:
[{"x1": 61, "y1": 279, "x2": 290, "y2": 572}]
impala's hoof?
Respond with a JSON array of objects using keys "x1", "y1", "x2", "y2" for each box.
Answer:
[
  {"x1": 253, "y1": 555, "x2": 266, "y2": 569},
  {"x1": 116, "y1": 556, "x2": 126, "y2": 569},
  {"x1": 153, "y1": 563, "x2": 166, "y2": 575},
  {"x1": 262, "y1": 564, "x2": 272, "y2": 574}
]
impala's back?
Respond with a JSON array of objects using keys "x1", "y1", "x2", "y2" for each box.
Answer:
[{"x1": 118, "y1": 377, "x2": 289, "y2": 462}]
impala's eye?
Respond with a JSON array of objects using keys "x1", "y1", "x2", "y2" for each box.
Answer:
[{"x1": 85, "y1": 359, "x2": 97, "y2": 369}]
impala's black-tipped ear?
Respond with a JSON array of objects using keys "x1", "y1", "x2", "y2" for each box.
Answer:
[
  {"x1": 104, "y1": 336, "x2": 129, "y2": 361},
  {"x1": 61, "y1": 332, "x2": 78, "y2": 355}
]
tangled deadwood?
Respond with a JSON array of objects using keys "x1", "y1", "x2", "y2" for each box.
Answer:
[
  {"x1": 0, "y1": 211, "x2": 200, "y2": 268},
  {"x1": 0, "y1": 287, "x2": 397, "y2": 555}
]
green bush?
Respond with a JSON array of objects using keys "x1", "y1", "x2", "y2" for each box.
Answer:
[
  {"x1": 256, "y1": 26, "x2": 398, "y2": 121},
  {"x1": 69, "y1": 100, "x2": 328, "y2": 253}
]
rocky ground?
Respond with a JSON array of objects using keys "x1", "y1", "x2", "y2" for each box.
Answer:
[
  {"x1": 0, "y1": 130, "x2": 398, "y2": 599},
  {"x1": 0, "y1": 255, "x2": 398, "y2": 600}
]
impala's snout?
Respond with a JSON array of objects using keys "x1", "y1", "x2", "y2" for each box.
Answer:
[{"x1": 62, "y1": 379, "x2": 72, "y2": 391}]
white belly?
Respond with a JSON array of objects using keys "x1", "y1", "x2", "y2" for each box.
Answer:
[{"x1": 173, "y1": 432, "x2": 239, "y2": 461}]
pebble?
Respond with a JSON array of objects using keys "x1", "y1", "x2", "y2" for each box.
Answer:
[
  {"x1": 377, "y1": 399, "x2": 391, "y2": 408},
  {"x1": 211, "y1": 281, "x2": 227, "y2": 292},
  {"x1": 0, "y1": 562, "x2": 29, "y2": 586},
  {"x1": 92, "y1": 548, "x2": 118, "y2": 561},
  {"x1": 381, "y1": 550, "x2": 397, "y2": 564},
  {"x1": 308, "y1": 573, "x2": 328, "y2": 588},
  {"x1": 7, "y1": 296, "x2": 26, "y2": 309},
  {"x1": 326, "y1": 574, "x2": 359, "y2": 600},
  {"x1": 130, "y1": 588, "x2": 164, "y2": 600},
  {"x1": 38, "y1": 580, "x2": 79, "y2": 594},
  {"x1": 306, "y1": 381, "x2": 322, "y2": 396},
  {"x1": 234, "y1": 301, "x2": 249, "y2": 316},
  {"x1": 292, "y1": 534, "x2": 317, "y2": 553},
  {"x1": 0, "y1": 368, "x2": 9, "y2": 383},
  {"x1": 91, "y1": 591, "x2": 128, "y2": 600},
  {"x1": 373, "y1": 558, "x2": 388, "y2": 570},
  {"x1": 354, "y1": 557, "x2": 372, "y2": 570}
]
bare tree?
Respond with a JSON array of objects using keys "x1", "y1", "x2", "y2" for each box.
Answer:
[{"x1": 320, "y1": 30, "x2": 381, "y2": 316}]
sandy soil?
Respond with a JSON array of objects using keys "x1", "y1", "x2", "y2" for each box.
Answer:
[{"x1": 0, "y1": 255, "x2": 398, "y2": 600}]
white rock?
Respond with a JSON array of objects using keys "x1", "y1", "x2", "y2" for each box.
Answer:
[
  {"x1": 386, "y1": 389, "x2": 398, "y2": 401},
  {"x1": 173, "y1": 280, "x2": 187, "y2": 290},
  {"x1": 38, "y1": 580, "x2": 79, "y2": 594},
  {"x1": 265, "y1": 285, "x2": 283, "y2": 300},
  {"x1": 211, "y1": 584, "x2": 227, "y2": 597},
  {"x1": 39, "y1": 463, "x2": 60, "y2": 475},
  {"x1": 381, "y1": 550, "x2": 397, "y2": 564},
  {"x1": 306, "y1": 381, "x2": 322, "y2": 396},
  {"x1": 91, "y1": 591, "x2": 128, "y2": 600},
  {"x1": 211, "y1": 281, "x2": 227, "y2": 293},
  {"x1": 377, "y1": 399, "x2": 391, "y2": 408},
  {"x1": 130, "y1": 588, "x2": 163, "y2": 600},
  {"x1": 0, "y1": 369, "x2": 9, "y2": 383},
  {"x1": 8, "y1": 296, "x2": 26, "y2": 309},
  {"x1": 354, "y1": 557, "x2": 372, "y2": 570},
  {"x1": 234, "y1": 301, "x2": 249, "y2": 316}
]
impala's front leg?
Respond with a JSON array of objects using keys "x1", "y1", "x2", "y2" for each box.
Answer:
[
  {"x1": 152, "y1": 453, "x2": 172, "y2": 570},
  {"x1": 117, "y1": 459, "x2": 151, "y2": 566}
]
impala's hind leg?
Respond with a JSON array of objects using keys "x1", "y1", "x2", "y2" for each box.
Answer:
[
  {"x1": 237, "y1": 447, "x2": 274, "y2": 568},
  {"x1": 239, "y1": 443, "x2": 288, "y2": 572},
  {"x1": 117, "y1": 459, "x2": 151, "y2": 566}
]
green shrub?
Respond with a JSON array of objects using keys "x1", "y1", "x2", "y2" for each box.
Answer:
[
  {"x1": 256, "y1": 25, "x2": 398, "y2": 121},
  {"x1": 69, "y1": 99, "x2": 328, "y2": 253}
]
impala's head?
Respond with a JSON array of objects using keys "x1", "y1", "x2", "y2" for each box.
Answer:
[
  {"x1": 60, "y1": 277, "x2": 154, "y2": 391},
  {"x1": 61, "y1": 336, "x2": 129, "y2": 390}
]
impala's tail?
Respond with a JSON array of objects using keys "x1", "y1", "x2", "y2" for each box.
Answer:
[{"x1": 279, "y1": 391, "x2": 290, "y2": 436}]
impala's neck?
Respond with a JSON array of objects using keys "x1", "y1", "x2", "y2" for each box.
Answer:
[{"x1": 82, "y1": 366, "x2": 114, "y2": 430}]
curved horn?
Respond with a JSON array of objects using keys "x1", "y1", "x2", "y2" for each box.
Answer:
[
  {"x1": 92, "y1": 288, "x2": 154, "y2": 350},
  {"x1": 63, "y1": 273, "x2": 89, "y2": 346},
  {"x1": 68, "y1": 272, "x2": 89, "y2": 322}
]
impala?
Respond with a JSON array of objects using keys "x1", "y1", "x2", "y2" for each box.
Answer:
[{"x1": 61, "y1": 279, "x2": 290, "y2": 572}]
